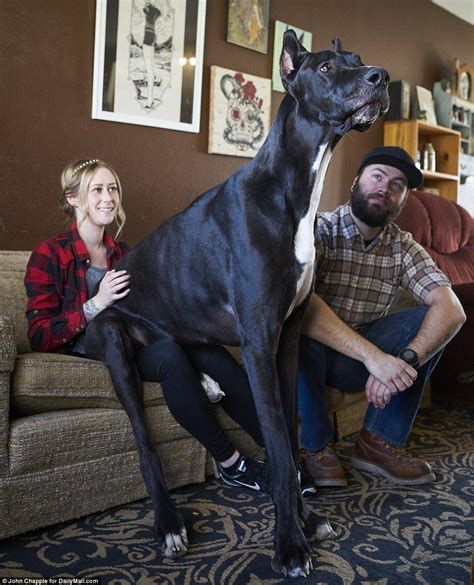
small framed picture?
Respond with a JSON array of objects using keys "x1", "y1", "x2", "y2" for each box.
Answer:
[
  {"x1": 416, "y1": 86, "x2": 437, "y2": 125},
  {"x1": 226, "y1": 0, "x2": 270, "y2": 54},
  {"x1": 272, "y1": 21, "x2": 312, "y2": 92},
  {"x1": 92, "y1": 0, "x2": 207, "y2": 133},
  {"x1": 208, "y1": 66, "x2": 271, "y2": 158},
  {"x1": 452, "y1": 58, "x2": 473, "y2": 102},
  {"x1": 458, "y1": 71, "x2": 472, "y2": 101}
]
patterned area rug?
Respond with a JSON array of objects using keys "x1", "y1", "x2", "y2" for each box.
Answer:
[{"x1": 0, "y1": 406, "x2": 473, "y2": 585}]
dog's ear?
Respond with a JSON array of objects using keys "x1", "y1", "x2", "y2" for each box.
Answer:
[
  {"x1": 280, "y1": 29, "x2": 308, "y2": 91},
  {"x1": 332, "y1": 37, "x2": 343, "y2": 52}
]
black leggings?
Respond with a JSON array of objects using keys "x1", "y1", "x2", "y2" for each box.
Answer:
[{"x1": 135, "y1": 340, "x2": 263, "y2": 462}]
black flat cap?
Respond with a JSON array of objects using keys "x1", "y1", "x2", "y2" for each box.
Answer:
[{"x1": 357, "y1": 146, "x2": 423, "y2": 189}]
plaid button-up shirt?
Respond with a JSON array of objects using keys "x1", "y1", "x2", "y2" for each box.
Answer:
[
  {"x1": 24, "y1": 223, "x2": 129, "y2": 353},
  {"x1": 314, "y1": 203, "x2": 451, "y2": 330}
]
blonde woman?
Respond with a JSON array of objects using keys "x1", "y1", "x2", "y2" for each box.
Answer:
[{"x1": 25, "y1": 158, "x2": 130, "y2": 353}]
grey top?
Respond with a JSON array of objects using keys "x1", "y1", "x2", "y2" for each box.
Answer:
[{"x1": 72, "y1": 266, "x2": 107, "y2": 355}]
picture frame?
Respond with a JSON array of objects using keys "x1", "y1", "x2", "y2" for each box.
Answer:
[
  {"x1": 226, "y1": 0, "x2": 270, "y2": 54},
  {"x1": 208, "y1": 66, "x2": 271, "y2": 158},
  {"x1": 92, "y1": 0, "x2": 207, "y2": 133},
  {"x1": 452, "y1": 58, "x2": 473, "y2": 102},
  {"x1": 416, "y1": 86, "x2": 438, "y2": 125},
  {"x1": 272, "y1": 21, "x2": 312, "y2": 92},
  {"x1": 386, "y1": 80, "x2": 410, "y2": 121}
]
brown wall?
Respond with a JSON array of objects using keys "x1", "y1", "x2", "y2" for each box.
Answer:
[{"x1": 1, "y1": 0, "x2": 472, "y2": 250}]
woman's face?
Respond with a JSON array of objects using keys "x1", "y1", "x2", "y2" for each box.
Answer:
[{"x1": 83, "y1": 166, "x2": 119, "y2": 228}]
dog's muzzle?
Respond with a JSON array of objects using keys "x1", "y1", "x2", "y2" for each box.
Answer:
[{"x1": 330, "y1": 66, "x2": 390, "y2": 135}]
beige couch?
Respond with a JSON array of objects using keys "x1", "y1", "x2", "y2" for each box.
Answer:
[{"x1": 0, "y1": 250, "x2": 369, "y2": 540}]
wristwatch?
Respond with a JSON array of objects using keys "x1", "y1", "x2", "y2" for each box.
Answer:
[{"x1": 398, "y1": 348, "x2": 419, "y2": 367}]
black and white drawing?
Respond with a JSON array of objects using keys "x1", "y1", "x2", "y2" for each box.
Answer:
[{"x1": 92, "y1": 0, "x2": 206, "y2": 133}]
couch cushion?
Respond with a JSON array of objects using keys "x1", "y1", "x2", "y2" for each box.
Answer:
[
  {"x1": 8, "y1": 405, "x2": 200, "y2": 475},
  {"x1": 11, "y1": 352, "x2": 165, "y2": 414}
]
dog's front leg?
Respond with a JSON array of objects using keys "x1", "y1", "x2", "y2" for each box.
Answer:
[
  {"x1": 277, "y1": 303, "x2": 308, "y2": 458},
  {"x1": 277, "y1": 302, "x2": 313, "y2": 529},
  {"x1": 238, "y1": 317, "x2": 312, "y2": 578}
]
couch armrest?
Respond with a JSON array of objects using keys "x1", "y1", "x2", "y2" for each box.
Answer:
[
  {"x1": 0, "y1": 316, "x2": 17, "y2": 373},
  {"x1": 0, "y1": 370, "x2": 9, "y2": 476},
  {"x1": 0, "y1": 317, "x2": 14, "y2": 476}
]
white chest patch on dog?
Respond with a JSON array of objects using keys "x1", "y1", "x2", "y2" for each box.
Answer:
[{"x1": 286, "y1": 143, "x2": 332, "y2": 319}]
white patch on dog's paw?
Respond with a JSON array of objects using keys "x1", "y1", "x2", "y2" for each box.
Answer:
[
  {"x1": 315, "y1": 519, "x2": 337, "y2": 540},
  {"x1": 288, "y1": 567, "x2": 306, "y2": 578},
  {"x1": 287, "y1": 558, "x2": 312, "y2": 578},
  {"x1": 162, "y1": 528, "x2": 188, "y2": 558},
  {"x1": 200, "y1": 373, "x2": 226, "y2": 402}
]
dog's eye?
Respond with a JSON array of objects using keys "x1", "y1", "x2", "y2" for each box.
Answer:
[{"x1": 320, "y1": 63, "x2": 332, "y2": 73}]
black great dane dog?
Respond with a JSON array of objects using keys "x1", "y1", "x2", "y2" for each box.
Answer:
[{"x1": 86, "y1": 31, "x2": 389, "y2": 578}]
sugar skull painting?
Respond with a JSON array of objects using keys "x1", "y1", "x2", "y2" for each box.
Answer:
[{"x1": 208, "y1": 66, "x2": 271, "y2": 158}]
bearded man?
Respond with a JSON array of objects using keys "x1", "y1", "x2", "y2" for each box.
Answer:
[{"x1": 297, "y1": 146, "x2": 466, "y2": 488}]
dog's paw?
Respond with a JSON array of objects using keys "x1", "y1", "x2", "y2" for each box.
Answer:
[
  {"x1": 272, "y1": 529, "x2": 313, "y2": 578},
  {"x1": 161, "y1": 527, "x2": 189, "y2": 558},
  {"x1": 271, "y1": 553, "x2": 313, "y2": 578},
  {"x1": 315, "y1": 519, "x2": 337, "y2": 541}
]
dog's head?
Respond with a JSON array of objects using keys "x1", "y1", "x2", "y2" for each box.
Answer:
[{"x1": 280, "y1": 30, "x2": 390, "y2": 135}]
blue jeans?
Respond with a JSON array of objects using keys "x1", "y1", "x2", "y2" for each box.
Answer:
[{"x1": 297, "y1": 306, "x2": 443, "y2": 450}]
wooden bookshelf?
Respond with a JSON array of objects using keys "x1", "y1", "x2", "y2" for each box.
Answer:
[{"x1": 384, "y1": 120, "x2": 461, "y2": 202}]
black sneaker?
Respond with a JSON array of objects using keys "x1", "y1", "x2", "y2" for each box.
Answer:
[{"x1": 218, "y1": 455, "x2": 271, "y2": 494}]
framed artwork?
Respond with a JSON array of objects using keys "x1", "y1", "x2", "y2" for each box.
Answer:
[
  {"x1": 416, "y1": 86, "x2": 437, "y2": 125},
  {"x1": 226, "y1": 0, "x2": 270, "y2": 54},
  {"x1": 452, "y1": 58, "x2": 473, "y2": 102},
  {"x1": 208, "y1": 66, "x2": 271, "y2": 158},
  {"x1": 272, "y1": 21, "x2": 312, "y2": 92},
  {"x1": 92, "y1": 0, "x2": 207, "y2": 133}
]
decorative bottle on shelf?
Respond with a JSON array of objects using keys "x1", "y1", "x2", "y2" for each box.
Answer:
[
  {"x1": 422, "y1": 143, "x2": 436, "y2": 172},
  {"x1": 416, "y1": 149, "x2": 421, "y2": 169}
]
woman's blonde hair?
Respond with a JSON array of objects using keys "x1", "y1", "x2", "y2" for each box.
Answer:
[{"x1": 60, "y1": 159, "x2": 126, "y2": 239}]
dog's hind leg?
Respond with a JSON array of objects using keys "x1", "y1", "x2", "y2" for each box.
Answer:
[{"x1": 85, "y1": 309, "x2": 188, "y2": 557}]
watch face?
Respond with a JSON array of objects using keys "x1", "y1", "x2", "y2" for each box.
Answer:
[{"x1": 399, "y1": 349, "x2": 418, "y2": 365}]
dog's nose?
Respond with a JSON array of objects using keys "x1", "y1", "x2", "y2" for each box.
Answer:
[{"x1": 364, "y1": 67, "x2": 389, "y2": 88}]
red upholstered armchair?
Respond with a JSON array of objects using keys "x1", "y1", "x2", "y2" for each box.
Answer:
[{"x1": 395, "y1": 190, "x2": 474, "y2": 407}]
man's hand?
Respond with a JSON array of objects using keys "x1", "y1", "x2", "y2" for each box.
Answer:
[
  {"x1": 364, "y1": 351, "x2": 417, "y2": 408},
  {"x1": 300, "y1": 293, "x2": 419, "y2": 409},
  {"x1": 365, "y1": 376, "x2": 392, "y2": 408}
]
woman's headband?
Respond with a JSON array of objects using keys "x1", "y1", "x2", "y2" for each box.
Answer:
[{"x1": 71, "y1": 159, "x2": 101, "y2": 179}]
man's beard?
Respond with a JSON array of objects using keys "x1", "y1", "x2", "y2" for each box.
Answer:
[{"x1": 350, "y1": 179, "x2": 406, "y2": 228}]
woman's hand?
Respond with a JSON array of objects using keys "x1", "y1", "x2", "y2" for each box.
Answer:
[{"x1": 94, "y1": 269, "x2": 131, "y2": 310}]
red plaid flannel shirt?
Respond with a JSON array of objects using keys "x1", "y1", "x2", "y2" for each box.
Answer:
[{"x1": 24, "y1": 223, "x2": 129, "y2": 353}]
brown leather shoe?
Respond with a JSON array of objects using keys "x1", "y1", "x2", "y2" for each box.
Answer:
[
  {"x1": 351, "y1": 428, "x2": 435, "y2": 485},
  {"x1": 301, "y1": 444, "x2": 348, "y2": 487}
]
